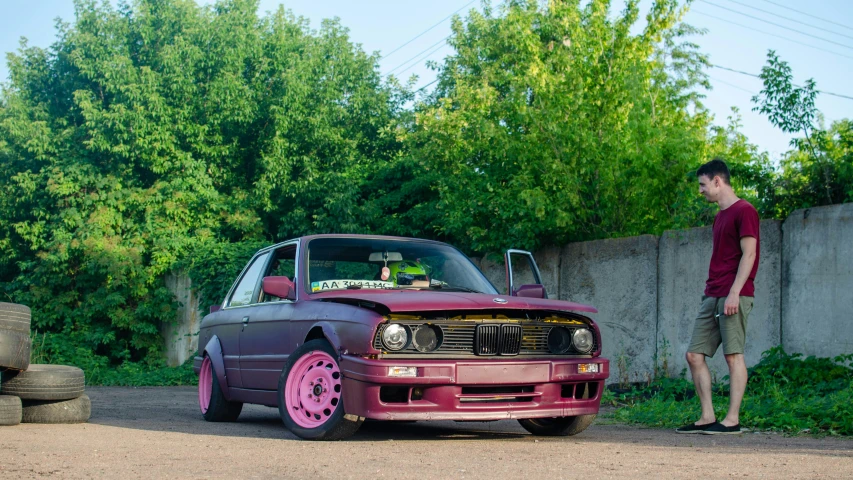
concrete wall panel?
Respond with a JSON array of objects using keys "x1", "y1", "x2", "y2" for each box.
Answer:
[
  {"x1": 163, "y1": 272, "x2": 200, "y2": 367},
  {"x1": 559, "y1": 235, "x2": 659, "y2": 384},
  {"x1": 782, "y1": 204, "x2": 853, "y2": 357}
]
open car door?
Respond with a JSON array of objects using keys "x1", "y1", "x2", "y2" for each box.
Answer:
[{"x1": 505, "y1": 249, "x2": 547, "y2": 299}]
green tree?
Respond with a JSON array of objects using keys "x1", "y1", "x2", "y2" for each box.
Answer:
[
  {"x1": 0, "y1": 0, "x2": 406, "y2": 368},
  {"x1": 405, "y1": 0, "x2": 715, "y2": 252}
]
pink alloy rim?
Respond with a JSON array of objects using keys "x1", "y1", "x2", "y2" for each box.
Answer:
[
  {"x1": 199, "y1": 356, "x2": 213, "y2": 414},
  {"x1": 284, "y1": 350, "x2": 343, "y2": 429}
]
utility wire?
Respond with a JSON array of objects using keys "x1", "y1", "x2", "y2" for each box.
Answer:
[
  {"x1": 394, "y1": 42, "x2": 450, "y2": 77},
  {"x1": 414, "y1": 78, "x2": 440, "y2": 94},
  {"x1": 693, "y1": 10, "x2": 853, "y2": 61},
  {"x1": 709, "y1": 74, "x2": 757, "y2": 95},
  {"x1": 698, "y1": 0, "x2": 853, "y2": 51},
  {"x1": 711, "y1": 64, "x2": 853, "y2": 101},
  {"x1": 386, "y1": 35, "x2": 450, "y2": 76},
  {"x1": 380, "y1": 0, "x2": 476, "y2": 61},
  {"x1": 721, "y1": 0, "x2": 853, "y2": 42},
  {"x1": 758, "y1": 0, "x2": 853, "y2": 33}
]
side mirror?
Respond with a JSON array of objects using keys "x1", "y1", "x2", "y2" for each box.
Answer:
[
  {"x1": 513, "y1": 284, "x2": 546, "y2": 299},
  {"x1": 263, "y1": 276, "x2": 296, "y2": 301},
  {"x1": 209, "y1": 305, "x2": 221, "y2": 314}
]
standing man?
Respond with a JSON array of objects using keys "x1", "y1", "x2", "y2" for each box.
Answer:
[{"x1": 676, "y1": 158, "x2": 760, "y2": 435}]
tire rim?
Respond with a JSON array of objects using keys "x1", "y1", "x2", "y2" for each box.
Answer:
[
  {"x1": 199, "y1": 356, "x2": 213, "y2": 414},
  {"x1": 284, "y1": 350, "x2": 343, "y2": 429}
]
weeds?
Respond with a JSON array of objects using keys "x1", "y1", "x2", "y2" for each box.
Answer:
[{"x1": 611, "y1": 346, "x2": 853, "y2": 436}]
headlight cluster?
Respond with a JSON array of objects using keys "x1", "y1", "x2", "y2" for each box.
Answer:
[
  {"x1": 381, "y1": 324, "x2": 442, "y2": 352},
  {"x1": 547, "y1": 326, "x2": 594, "y2": 354}
]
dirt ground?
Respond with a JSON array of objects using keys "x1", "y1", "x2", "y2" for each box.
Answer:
[{"x1": 0, "y1": 387, "x2": 851, "y2": 479}]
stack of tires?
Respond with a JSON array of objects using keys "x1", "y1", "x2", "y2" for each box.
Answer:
[{"x1": 0, "y1": 302, "x2": 91, "y2": 426}]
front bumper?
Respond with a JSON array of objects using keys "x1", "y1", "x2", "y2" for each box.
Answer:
[{"x1": 340, "y1": 356, "x2": 609, "y2": 421}]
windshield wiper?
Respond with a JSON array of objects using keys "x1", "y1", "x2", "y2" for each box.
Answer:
[{"x1": 428, "y1": 283, "x2": 481, "y2": 293}]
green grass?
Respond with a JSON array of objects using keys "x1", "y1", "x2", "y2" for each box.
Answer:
[{"x1": 607, "y1": 347, "x2": 853, "y2": 436}]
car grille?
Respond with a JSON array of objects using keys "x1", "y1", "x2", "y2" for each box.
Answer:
[{"x1": 373, "y1": 321, "x2": 598, "y2": 356}]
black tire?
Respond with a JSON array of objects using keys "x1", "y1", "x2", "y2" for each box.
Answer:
[
  {"x1": 0, "y1": 302, "x2": 31, "y2": 335},
  {"x1": 278, "y1": 339, "x2": 363, "y2": 441},
  {"x1": 21, "y1": 393, "x2": 91, "y2": 424},
  {"x1": 1, "y1": 364, "x2": 85, "y2": 400},
  {"x1": 201, "y1": 357, "x2": 243, "y2": 422},
  {"x1": 518, "y1": 414, "x2": 596, "y2": 436},
  {"x1": 0, "y1": 330, "x2": 31, "y2": 371},
  {"x1": 0, "y1": 395, "x2": 22, "y2": 426}
]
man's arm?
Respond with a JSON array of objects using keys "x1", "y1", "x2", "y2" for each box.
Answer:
[{"x1": 725, "y1": 236, "x2": 757, "y2": 315}]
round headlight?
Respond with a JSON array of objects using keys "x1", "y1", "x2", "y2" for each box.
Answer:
[
  {"x1": 572, "y1": 328, "x2": 594, "y2": 353},
  {"x1": 547, "y1": 326, "x2": 572, "y2": 354},
  {"x1": 412, "y1": 324, "x2": 443, "y2": 352},
  {"x1": 381, "y1": 324, "x2": 410, "y2": 351}
]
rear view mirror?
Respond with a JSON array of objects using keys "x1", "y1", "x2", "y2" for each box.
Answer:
[
  {"x1": 368, "y1": 251, "x2": 403, "y2": 262},
  {"x1": 209, "y1": 305, "x2": 221, "y2": 314},
  {"x1": 513, "y1": 284, "x2": 546, "y2": 299},
  {"x1": 505, "y1": 249, "x2": 547, "y2": 299},
  {"x1": 263, "y1": 276, "x2": 296, "y2": 301}
]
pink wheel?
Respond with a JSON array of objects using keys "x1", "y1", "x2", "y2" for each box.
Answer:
[
  {"x1": 284, "y1": 350, "x2": 343, "y2": 428},
  {"x1": 199, "y1": 356, "x2": 213, "y2": 414}
]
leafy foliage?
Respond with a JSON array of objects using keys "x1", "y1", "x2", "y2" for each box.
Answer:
[{"x1": 613, "y1": 347, "x2": 853, "y2": 435}]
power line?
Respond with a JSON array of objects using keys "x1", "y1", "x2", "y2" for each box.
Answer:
[
  {"x1": 758, "y1": 0, "x2": 853, "y2": 33},
  {"x1": 414, "y1": 78, "x2": 439, "y2": 94},
  {"x1": 380, "y1": 0, "x2": 476, "y2": 61},
  {"x1": 721, "y1": 0, "x2": 853, "y2": 42},
  {"x1": 394, "y1": 42, "x2": 450, "y2": 77},
  {"x1": 697, "y1": 0, "x2": 853, "y2": 51},
  {"x1": 386, "y1": 35, "x2": 450, "y2": 76},
  {"x1": 709, "y1": 74, "x2": 757, "y2": 95},
  {"x1": 692, "y1": 10, "x2": 853, "y2": 61},
  {"x1": 711, "y1": 64, "x2": 853, "y2": 101}
]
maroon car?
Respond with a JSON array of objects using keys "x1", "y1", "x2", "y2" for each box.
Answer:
[{"x1": 194, "y1": 235, "x2": 609, "y2": 440}]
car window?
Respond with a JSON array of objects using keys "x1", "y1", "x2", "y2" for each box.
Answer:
[
  {"x1": 262, "y1": 245, "x2": 297, "y2": 302},
  {"x1": 228, "y1": 252, "x2": 270, "y2": 307}
]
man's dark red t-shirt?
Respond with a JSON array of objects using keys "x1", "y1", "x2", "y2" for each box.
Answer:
[{"x1": 705, "y1": 199, "x2": 760, "y2": 297}]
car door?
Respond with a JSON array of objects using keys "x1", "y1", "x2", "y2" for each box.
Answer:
[
  {"x1": 505, "y1": 249, "x2": 547, "y2": 298},
  {"x1": 218, "y1": 250, "x2": 272, "y2": 389},
  {"x1": 238, "y1": 243, "x2": 298, "y2": 391}
]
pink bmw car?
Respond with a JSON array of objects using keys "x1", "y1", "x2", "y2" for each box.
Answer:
[{"x1": 194, "y1": 235, "x2": 609, "y2": 440}]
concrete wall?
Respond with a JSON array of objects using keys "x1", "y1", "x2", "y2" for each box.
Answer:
[
  {"x1": 164, "y1": 203, "x2": 852, "y2": 375},
  {"x1": 163, "y1": 272, "x2": 200, "y2": 367},
  {"x1": 782, "y1": 204, "x2": 853, "y2": 357}
]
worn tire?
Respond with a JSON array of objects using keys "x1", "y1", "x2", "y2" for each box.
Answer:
[
  {"x1": 517, "y1": 414, "x2": 596, "y2": 436},
  {"x1": 278, "y1": 339, "x2": 363, "y2": 441},
  {"x1": 1, "y1": 364, "x2": 85, "y2": 400},
  {"x1": 22, "y1": 393, "x2": 91, "y2": 424},
  {"x1": 0, "y1": 302, "x2": 31, "y2": 335},
  {"x1": 0, "y1": 395, "x2": 22, "y2": 426},
  {"x1": 198, "y1": 356, "x2": 243, "y2": 422},
  {"x1": 0, "y1": 330, "x2": 31, "y2": 371}
]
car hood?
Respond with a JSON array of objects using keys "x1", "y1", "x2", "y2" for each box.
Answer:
[{"x1": 310, "y1": 290, "x2": 597, "y2": 314}]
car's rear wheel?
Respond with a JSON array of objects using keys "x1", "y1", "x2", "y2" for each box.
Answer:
[
  {"x1": 278, "y1": 339, "x2": 363, "y2": 441},
  {"x1": 518, "y1": 414, "x2": 596, "y2": 436},
  {"x1": 199, "y1": 355, "x2": 242, "y2": 422}
]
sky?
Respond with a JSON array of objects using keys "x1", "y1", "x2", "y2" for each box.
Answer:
[{"x1": 1, "y1": 0, "x2": 851, "y2": 160}]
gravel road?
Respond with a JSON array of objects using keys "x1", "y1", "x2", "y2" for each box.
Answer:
[{"x1": 0, "y1": 386, "x2": 851, "y2": 479}]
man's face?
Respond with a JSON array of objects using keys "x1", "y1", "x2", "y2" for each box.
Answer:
[{"x1": 698, "y1": 174, "x2": 721, "y2": 202}]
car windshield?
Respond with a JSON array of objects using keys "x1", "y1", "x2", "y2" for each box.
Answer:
[{"x1": 305, "y1": 237, "x2": 498, "y2": 294}]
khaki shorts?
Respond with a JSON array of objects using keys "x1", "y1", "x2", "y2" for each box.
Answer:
[{"x1": 688, "y1": 295, "x2": 754, "y2": 357}]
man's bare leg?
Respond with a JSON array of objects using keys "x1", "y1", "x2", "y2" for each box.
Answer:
[
  {"x1": 722, "y1": 353, "x2": 747, "y2": 426},
  {"x1": 686, "y1": 352, "x2": 716, "y2": 424}
]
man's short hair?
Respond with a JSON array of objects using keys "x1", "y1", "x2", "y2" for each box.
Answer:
[{"x1": 697, "y1": 158, "x2": 731, "y2": 185}]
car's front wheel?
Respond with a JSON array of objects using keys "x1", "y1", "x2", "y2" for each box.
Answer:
[
  {"x1": 278, "y1": 339, "x2": 363, "y2": 440},
  {"x1": 518, "y1": 414, "x2": 596, "y2": 436}
]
